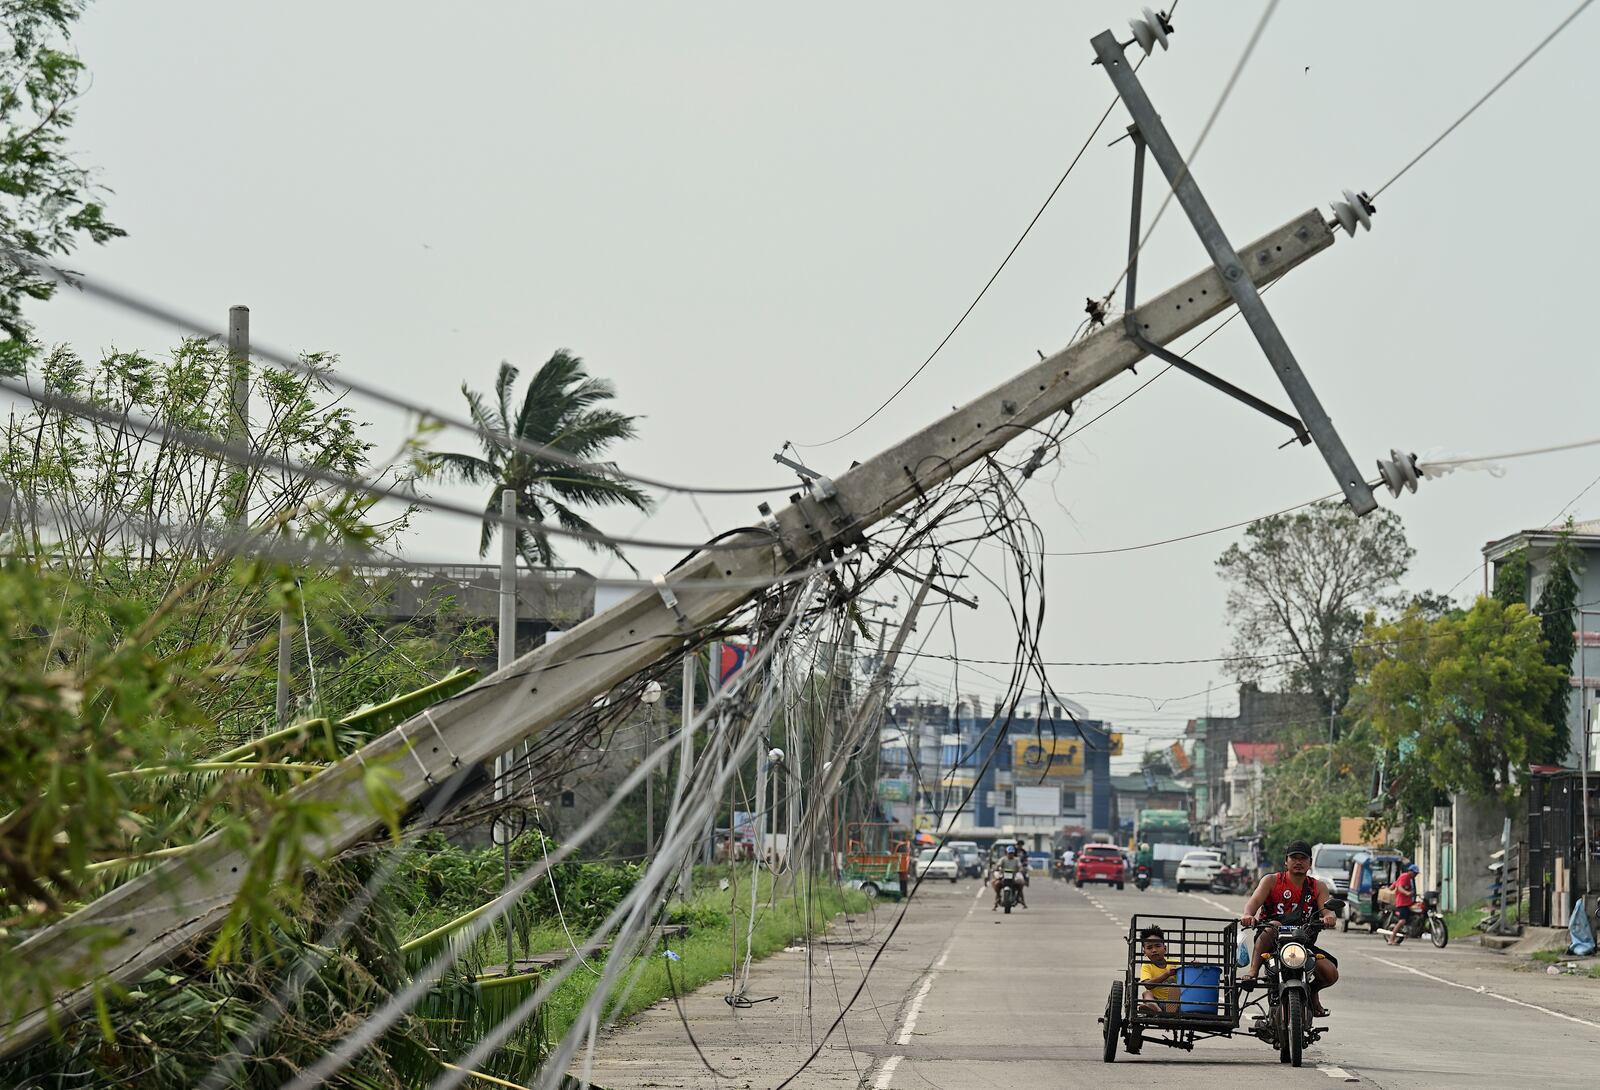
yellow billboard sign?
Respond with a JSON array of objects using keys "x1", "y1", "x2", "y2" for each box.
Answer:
[
  {"x1": 1013, "y1": 737, "x2": 1084, "y2": 779},
  {"x1": 1109, "y1": 732, "x2": 1124, "y2": 757}
]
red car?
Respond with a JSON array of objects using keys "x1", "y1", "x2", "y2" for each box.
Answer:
[{"x1": 1075, "y1": 845, "x2": 1126, "y2": 889}]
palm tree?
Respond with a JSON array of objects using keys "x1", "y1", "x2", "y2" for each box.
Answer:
[{"x1": 427, "y1": 351, "x2": 651, "y2": 567}]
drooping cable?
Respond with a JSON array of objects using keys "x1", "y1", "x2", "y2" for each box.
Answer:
[{"x1": 1373, "y1": 0, "x2": 1595, "y2": 198}]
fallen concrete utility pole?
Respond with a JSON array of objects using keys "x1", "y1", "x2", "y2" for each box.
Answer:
[{"x1": 1, "y1": 206, "x2": 1344, "y2": 1055}]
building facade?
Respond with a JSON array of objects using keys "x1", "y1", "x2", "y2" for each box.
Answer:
[
  {"x1": 878, "y1": 698, "x2": 1115, "y2": 848},
  {"x1": 1483, "y1": 519, "x2": 1600, "y2": 768}
]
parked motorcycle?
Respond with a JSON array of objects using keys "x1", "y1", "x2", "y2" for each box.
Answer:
[
  {"x1": 1209, "y1": 864, "x2": 1250, "y2": 895},
  {"x1": 1243, "y1": 905, "x2": 1340, "y2": 1068},
  {"x1": 1134, "y1": 863, "x2": 1152, "y2": 891},
  {"x1": 1378, "y1": 890, "x2": 1449, "y2": 948}
]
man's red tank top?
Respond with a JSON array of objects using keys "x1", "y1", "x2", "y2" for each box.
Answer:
[{"x1": 1260, "y1": 871, "x2": 1319, "y2": 920}]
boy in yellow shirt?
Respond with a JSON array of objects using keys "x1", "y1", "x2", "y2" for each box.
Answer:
[{"x1": 1137, "y1": 926, "x2": 1181, "y2": 1013}]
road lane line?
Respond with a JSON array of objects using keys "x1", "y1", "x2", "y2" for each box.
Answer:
[
  {"x1": 1318, "y1": 1065, "x2": 1358, "y2": 1081},
  {"x1": 895, "y1": 975, "x2": 935, "y2": 1045},
  {"x1": 869, "y1": 885, "x2": 981, "y2": 1088},
  {"x1": 1362, "y1": 952, "x2": 1600, "y2": 1029}
]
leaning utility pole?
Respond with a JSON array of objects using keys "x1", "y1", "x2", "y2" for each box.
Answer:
[
  {"x1": 5, "y1": 18, "x2": 1412, "y2": 1035},
  {"x1": 0, "y1": 208, "x2": 1353, "y2": 1054}
]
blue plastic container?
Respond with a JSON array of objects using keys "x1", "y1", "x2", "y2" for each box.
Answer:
[{"x1": 1177, "y1": 965, "x2": 1222, "y2": 1015}]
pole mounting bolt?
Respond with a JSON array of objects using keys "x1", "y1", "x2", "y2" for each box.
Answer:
[
  {"x1": 1376, "y1": 448, "x2": 1421, "y2": 497},
  {"x1": 1331, "y1": 189, "x2": 1376, "y2": 236}
]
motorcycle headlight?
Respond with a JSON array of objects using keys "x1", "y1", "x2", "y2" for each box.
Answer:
[{"x1": 1279, "y1": 942, "x2": 1309, "y2": 970}]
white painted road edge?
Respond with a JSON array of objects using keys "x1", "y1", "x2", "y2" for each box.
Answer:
[
  {"x1": 1362, "y1": 952, "x2": 1600, "y2": 1030},
  {"x1": 869, "y1": 884, "x2": 983, "y2": 1090},
  {"x1": 1189, "y1": 890, "x2": 1598, "y2": 1057}
]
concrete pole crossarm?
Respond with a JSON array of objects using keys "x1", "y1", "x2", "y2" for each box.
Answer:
[
  {"x1": 0, "y1": 208, "x2": 1335, "y2": 1056},
  {"x1": 1091, "y1": 30, "x2": 1376, "y2": 516},
  {"x1": 799, "y1": 208, "x2": 1335, "y2": 548}
]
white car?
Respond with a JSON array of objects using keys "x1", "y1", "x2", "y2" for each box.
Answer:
[
  {"x1": 1174, "y1": 850, "x2": 1224, "y2": 891},
  {"x1": 917, "y1": 848, "x2": 960, "y2": 882}
]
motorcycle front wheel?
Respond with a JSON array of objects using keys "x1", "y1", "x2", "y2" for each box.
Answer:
[
  {"x1": 1428, "y1": 915, "x2": 1449, "y2": 948},
  {"x1": 1282, "y1": 991, "x2": 1305, "y2": 1068}
]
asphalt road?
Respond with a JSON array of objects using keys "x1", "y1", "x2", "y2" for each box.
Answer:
[
  {"x1": 869, "y1": 877, "x2": 1598, "y2": 1090},
  {"x1": 582, "y1": 875, "x2": 1600, "y2": 1089}
]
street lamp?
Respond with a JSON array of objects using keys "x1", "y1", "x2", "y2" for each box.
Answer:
[{"x1": 641, "y1": 681, "x2": 663, "y2": 857}]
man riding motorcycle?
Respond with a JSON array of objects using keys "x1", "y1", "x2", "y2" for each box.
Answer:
[
  {"x1": 1239, "y1": 840, "x2": 1339, "y2": 1016},
  {"x1": 1386, "y1": 863, "x2": 1420, "y2": 945},
  {"x1": 992, "y1": 845, "x2": 1028, "y2": 910}
]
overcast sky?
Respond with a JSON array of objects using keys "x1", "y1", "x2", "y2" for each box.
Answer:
[{"x1": 20, "y1": 1, "x2": 1600, "y2": 769}]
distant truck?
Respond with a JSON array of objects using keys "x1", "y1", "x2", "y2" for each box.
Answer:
[{"x1": 1134, "y1": 808, "x2": 1192, "y2": 883}]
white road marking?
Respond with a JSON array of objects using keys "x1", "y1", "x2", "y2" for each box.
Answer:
[
  {"x1": 870, "y1": 885, "x2": 981, "y2": 1088},
  {"x1": 1189, "y1": 891, "x2": 1238, "y2": 916},
  {"x1": 895, "y1": 975, "x2": 935, "y2": 1045},
  {"x1": 1363, "y1": 952, "x2": 1600, "y2": 1030},
  {"x1": 1318, "y1": 1064, "x2": 1359, "y2": 1081}
]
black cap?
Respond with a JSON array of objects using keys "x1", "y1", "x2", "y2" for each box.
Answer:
[{"x1": 1284, "y1": 840, "x2": 1313, "y2": 859}]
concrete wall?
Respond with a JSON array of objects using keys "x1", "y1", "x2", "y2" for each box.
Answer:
[{"x1": 1452, "y1": 793, "x2": 1520, "y2": 911}]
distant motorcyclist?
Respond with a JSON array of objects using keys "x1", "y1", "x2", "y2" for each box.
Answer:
[
  {"x1": 993, "y1": 845, "x2": 1028, "y2": 910},
  {"x1": 1387, "y1": 863, "x2": 1420, "y2": 945}
]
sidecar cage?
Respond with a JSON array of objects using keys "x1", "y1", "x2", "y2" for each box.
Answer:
[{"x1": 1104, "y1": 912, "x2": 1244, "y2": 1055}]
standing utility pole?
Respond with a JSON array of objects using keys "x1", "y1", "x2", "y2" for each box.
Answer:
[
  {"x1": 226, "y1": 304, "x2": 250, "y2": 515},
  {"x1": 496, "y1": 488, "x2": 517, "y2": 973},
  {"x1": 676, "y1": 650, "x2": 697, "y2": 900},
  {"x1": 226, "y1": 304, "x2": 295, "y2": 733},
  {"x1": 1582, "y1": 610, "x2": 1595, "y2": 901}
]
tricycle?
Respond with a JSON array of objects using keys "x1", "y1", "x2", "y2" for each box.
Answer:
[
  {"x1": 1341, "y1": 851, "x2": 1403, "y2": 932},
  {"x1": 1099, "y1": 910, "x2": 1336, "y2": 1068},
  {"x1": 840, "y1": 822, "x2": 910, "y2": 901}
]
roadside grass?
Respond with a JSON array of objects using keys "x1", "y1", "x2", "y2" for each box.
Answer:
[
  {"x1": 541, "y1": 871, "x2": 869, "y2": 1044},
  {"x1": 1531, "y1": 949, "x2": 1562, "y2": 963},
  {"x1": 1443, "y1": 902, "x2": 1489, "y2": 938}
]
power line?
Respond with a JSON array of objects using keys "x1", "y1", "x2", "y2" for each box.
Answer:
[
  {"x1": 0, "y1": 375, "x2": 772, "y2": 556},
  {"x1": 1098, "y1": 0, "x2": 1280, "y2": 309},
  {"x1": 1026, "y1": 489, "x2": 1337, "y2": 557},
  {"x1": 0, "y1": 247, "x2": 797, "y2": 497},
  {"x1": 1373, "y1": 0, "x2": 1596, "y2": 198},
  {"x1": 788, "y1": 46, "x2": 1163, "y2": 451}
]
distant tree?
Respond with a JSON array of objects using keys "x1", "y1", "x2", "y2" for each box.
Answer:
[
  {"x1": 1491, "y1": 547, "x2": 1530, "y2": 607},
  {"x1": 1403, "y1": 589, "x2": 1457, "y2": 620},
  {"x1": 1216, "y1": 501, "x2": 1413, "y2": 717},
  {"x1": 426, "y1": 352, "x2": 652, "y2": 568},
  {"x1": 0, "y1": 1, "x2": 125, "y2": 375},
  {"x1": 1532, "y1": 524, "x2": 1581, "y2": 765},
  {"x1": 1257, "y1": 724, "x2": 1375, "y2": 856},
  {"x1": 1353, "y1": 598, "x2": 1563, "y2": 804}
]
